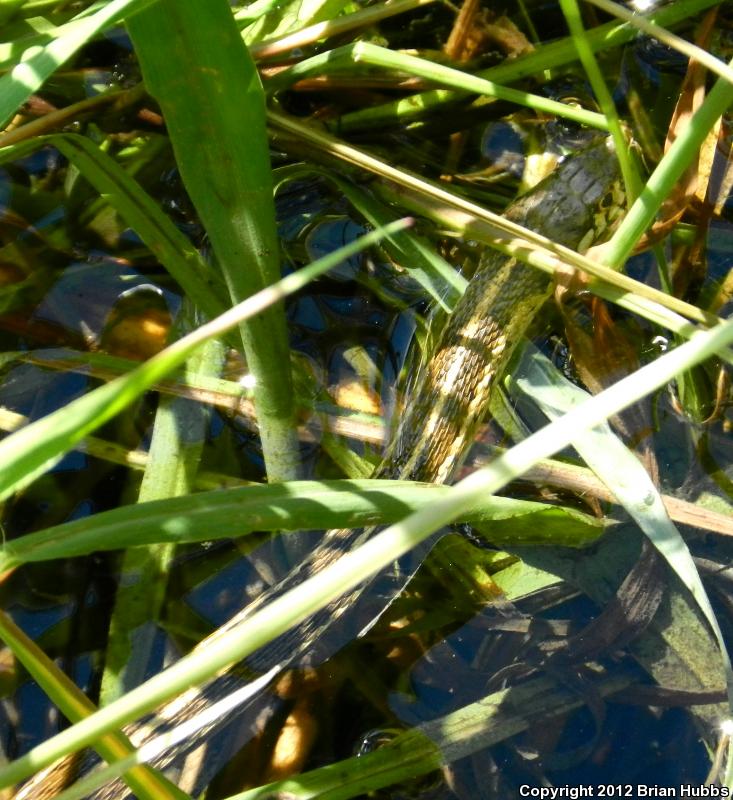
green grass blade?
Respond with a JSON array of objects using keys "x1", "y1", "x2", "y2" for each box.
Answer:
[
  {"x1": 0, "y1": 481, "x2": 602, "y2": 571},
  {"x1": 269, "y1": 42, "x2": 608, "y2": 130},
  {"x1": 243, "y1": 0, "x2": 349, "y2": 46},
  {"x1": 127, "y1": 0, "x2": 300, "y2": 481}
]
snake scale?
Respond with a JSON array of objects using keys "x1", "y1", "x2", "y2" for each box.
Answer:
[{"x1": 19, "y1": 137, "x2": 623, "y2": 799}]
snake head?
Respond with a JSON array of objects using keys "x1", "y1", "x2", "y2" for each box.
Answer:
[{"x1": 506, "y1": 136, "x2": 625, "y2": 253}]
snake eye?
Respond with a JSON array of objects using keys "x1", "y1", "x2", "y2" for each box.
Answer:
[{"x1": 599, "y1": 189, "x2": 615, "y2": 210}]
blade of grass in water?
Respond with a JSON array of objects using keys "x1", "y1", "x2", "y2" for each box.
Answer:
[
  {"x1": 99, "y1": 330, "x2": 224, "y2": 706},
  {"x1": 0, "y1": 481, "x2": 602, "y2": 570},
  {"x1": 127, "y1": 0, "x2": 300, "y2": 482},
  {"x1": 2, "y1": 315, "x2": 732, "y2": 789},
  {"x1": 229, "y1": 671, "x2": 635, "y2": 800}
]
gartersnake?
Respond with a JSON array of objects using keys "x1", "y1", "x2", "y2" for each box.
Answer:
[{"x1": 18, "y1": 136, "x2": 624, "y2": 799}]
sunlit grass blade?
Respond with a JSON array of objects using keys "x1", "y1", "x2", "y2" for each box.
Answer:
[
  {"x1": 243, "y1": 0, "x2": 350, "y2": 47},
  {"x1": 268, "y1": 42, "x2": 609, "y2": 130},
  {"x1": 51, "y1": 669, "x2": 280, "y2": 800},
  {"x1": 248, "y1": 0, "x2": 436, "y2": 58}
]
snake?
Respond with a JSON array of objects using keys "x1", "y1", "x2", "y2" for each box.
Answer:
[{"x1": 18, "y1": 136, "x2": 624, "y2": 800}]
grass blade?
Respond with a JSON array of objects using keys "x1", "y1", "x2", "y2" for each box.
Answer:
[
  {"x1": 127, "y1": 0, "x2": 300, "y2": 481},
  {"x1": 0, "y1": 481, "x2": 602, "y2": 571}
]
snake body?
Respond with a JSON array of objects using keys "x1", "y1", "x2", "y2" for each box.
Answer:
[
  {"x1": 384, "y1": 136, "x2": 623, "y2": 484},
  {"x1": 20, "y1": 137, "x2": 623, "y2": 800}
]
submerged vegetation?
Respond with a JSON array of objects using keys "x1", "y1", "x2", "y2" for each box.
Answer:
[{"x1": 0, "y1": 0, "x2": 733, "y2": 797}]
